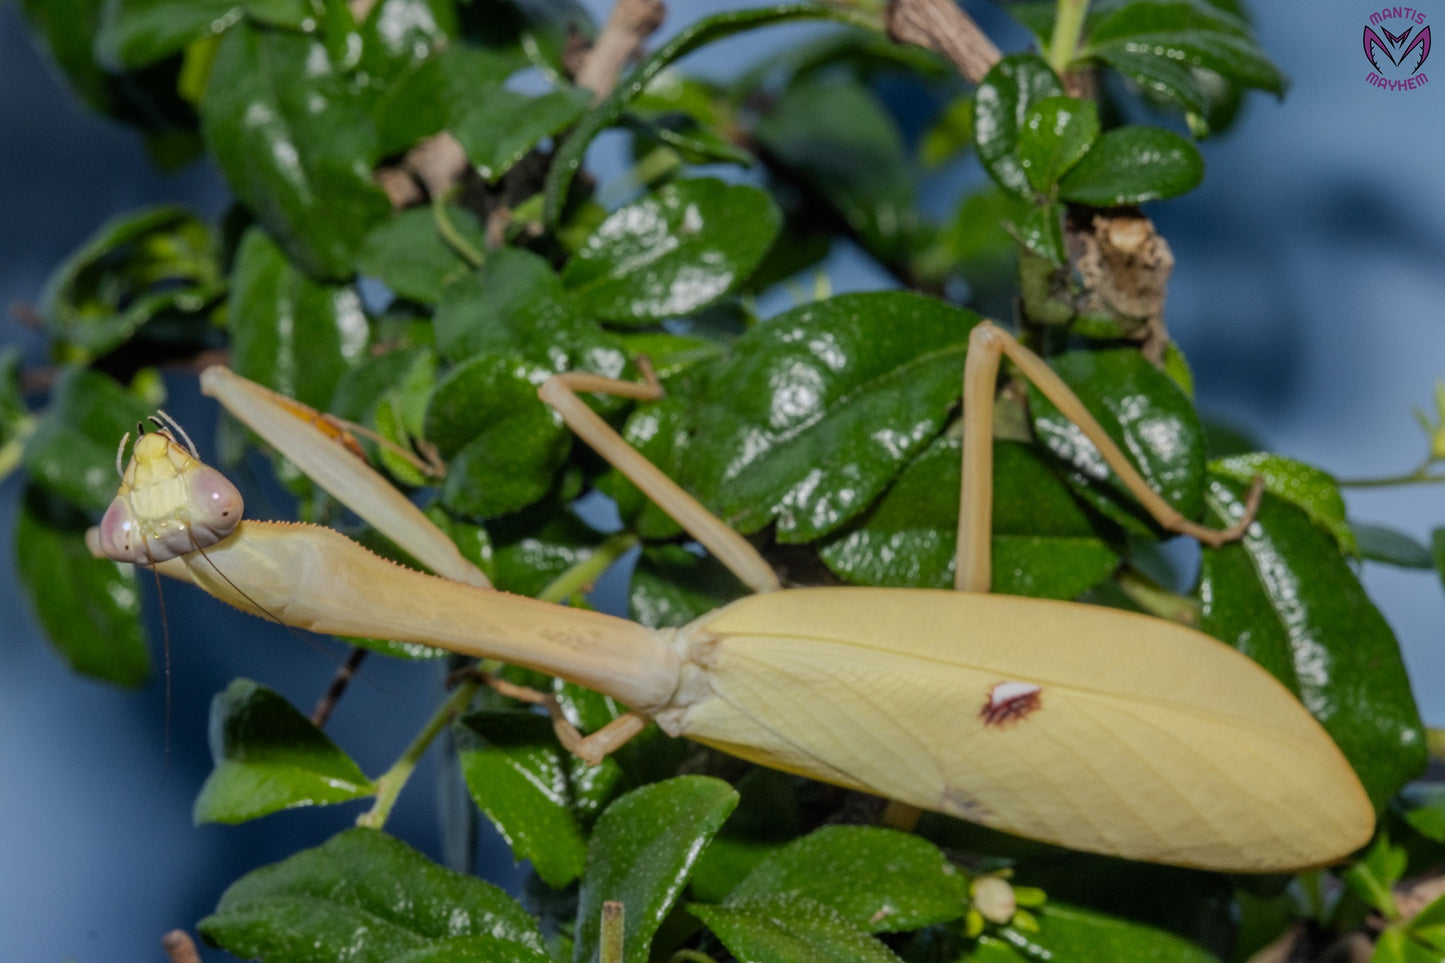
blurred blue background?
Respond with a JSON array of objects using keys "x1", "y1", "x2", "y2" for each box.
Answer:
[{"x1": 2, "y1": 1, "x2": 1441, "y2": 959}]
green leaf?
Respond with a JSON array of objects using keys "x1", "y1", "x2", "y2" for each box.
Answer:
[
  {"x1": 368, "y1": 43, "x2": 522, "y2": 157},
  {"x1": 226, "y1": 227, "x2": 371, "y2": 411},
  {"x1": 726, "y1": 826, "x2": 968, "y2": 933},
  {"x1": 201, "y1": 22, "x2": 391, "y2": 279},
  {"x1": 358, "y1": 206, "x2": 487, "y2": 305},
  {"x1": 193, "y1": 679, "x2": 375, "y2": 824},
  {"x1": 1210, "y1": 452, "x2": 1356, "y2": 555},
  {"x1": 1342, "y1": 832, "x2": 1407, "y2": 915},
  {"x1": 1016, "y1": 202, "x2": 1067, "y2": 263},
  {"x1": 456, "y1": 711, "x2": 590, "y2": 888},
  {"x1": 1403, "y1": 787, "x2": 1445, "y2": 842},
  {"x1": 433, "y1": 247, "x2": 627, "y2": 378},
  {"x1": 96, "y1": 0, "x2": 312, "y2": 68},
  {"x1": 1200, "y1": 477, "x2": 1426, "y2": 807},
  {"x1": 562, "y1": 179, "x2": 781, "y2": 324},
  {"x1": 1028, "y1": 347, "x2": 1207, "y2": 534},
  {"x1": 199, "y1": 828, "x2": 551, "y2": 962},
  {"x1": 572, "y1": 777, "x2": 738, "y2": 963},
  {"x1": 425, "y1": 353, "x2": 569, "y2": 518},
  {"x1": 453, "y1": 87, "x2": 592, "y2": 181},
  {"x1": 40, "y1": 205, "x2": 221, "y2": 360},
  {"x1": 1355, "y1": 524, "x2": 1434, "y2": 569},
  {"x1": 544, "y1": 2, "x2": 876, "y2": 225},
  {"x1": 692, "y1": 895, "x2": 905, "y2": 963},
  {"x1": 488, "y1": 508, "x2": 608, "y2": 597},
  {"x1": 22, "y1": 366, "x2": 157, "y2": 512},
  {"x1": 1434, "y1": 529, "x2": 1445, "y2": 591},
  {"x1": 15, "y1": 486, "x2": 149, "y2": 686},
  {"x1": 1021, "y1": 901, "x2": 1220, "y2": 962},
  {"x1": 973, "y1": 54, "x2": 1065, "y2": 199},
  {"x1": 1018, "y1": 96, "x2": 1099, "y2": 192},
  {"x1": 1058, "y1": 126, "x2": 1204, "y2": 205},
  {"x1": 1082, "y1": 1, "x2": 1286, "y2": 98},
  {"x1": 820, "y1": 438, "x2": 1119, "y2": 599},
  {"x1": 628, "y1": 292, "x2": 979, "y2": 543},
  {"x1": 752, "y1": 76, "x2": 916, "y2": 262},
  {"x1": 630, "y1": 544, "x2": 749, "y2": 629}
]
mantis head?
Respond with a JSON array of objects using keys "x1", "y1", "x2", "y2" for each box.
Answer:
[{"x1": 98, "y1": 420, "x2": 245, "y2": 565}]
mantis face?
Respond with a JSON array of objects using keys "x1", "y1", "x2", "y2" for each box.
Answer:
[{"x1": 98, "y1": 429, "x2": 245, "y2": 564}]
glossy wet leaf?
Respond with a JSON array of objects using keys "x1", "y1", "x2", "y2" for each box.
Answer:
[
  {"x1": 726, "y1": 826, "x2": 968, "y2": 933},
  {"x1": 15, "y1": 486, "x2": 148, "y2": 686},
  {"x1": 544, "y1": 2, "x2": 875, "y2": 225},
  {"x1": 487, "y1": 508, "x2": 607, "y2": 597},
  {"x1": 425, "y1": 353, "x2": 569, "y2": 518},
  {"x1": 433, "y1": 248, "x2": 627, "y2": 380},
  {"x1": 1028, "y1": 348, "x2": 1206, "y2": 534},
  {"x1": 630, "y1": 544, "x2": 749, "y2": 629},
  {"x1": 572, "y1": 777, "x2": 737, "y2": 963},
  {"x1": 40, "y1": 205, "x2": 221, "y2": 360},
  {"x1": 752, "y1": 76, "x2": 915, "y2": 262},
  {"x1": 1018, "y1": 96, "x2": 1099, "y2": 192},
  {"x1": 692, "y1": 895, "x2": 904, "y2": 963},
  {"x1": 226, "y1": 228, "x2": 371, "y2": 411},
  {"x1": 1200, "y1": 477, "x2": 1425, "y2": 807},
  {"x1": 22, "y1": 366, "x2": 156, "y2": 512},
  {"x1": 201, "y1": 22, "x2": 390, "y2": 279},
  {"x1": 453, "y1": 87, "x2": 591, "y2": 181},
  {"x1": 193, "y1": 679, "x2": 374, "y2": 824},
  {"x1": 973, "y1": 54, "x2": 1065, "y2": 199},
  {"x1": 1210, "y1": 452, "x2": 1355, "y2": 555},
  {"x1": 820, "y1": 438, "x2": 1119, "y2": 599},
  {"x1": 1058, "y1": 127, "x2": 1204, "y2": 205},
  {"x1": 367, "y1": 43, "x2": 522, "y2": 158},
  {"x1": 1081, "y1": 2, "x2": 1286, "y2": 98},
  {"x1": 199, "y1": 827, "x2": 550, "y2": 963},
  {"x1": 96, "y1": 0, "x2": 311, "y2": 68},
  {"x1": 1016, "y1": 202, "x2": 1067, "y2": 263},
  {"x1": 358, "y1": 206, "x2": 487, "y2": 305},
  {"x1": 627, "y1": 291, "x2": 979, "y2": 543},
  {"x1": 1355, "y1": 524, "x2": 1433, "y2": 569},
  {"x1": 562, "y1": 179, "x2": 780, "y2": 324},
  {"x1": 456, "y1": 711, "x2": 589, "y2": 888}
]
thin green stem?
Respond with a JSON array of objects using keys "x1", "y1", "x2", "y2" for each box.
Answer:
[
  {"x1": 432, "y1": 191, "x2": 485, "y2": 269},
  {"x1": 357, "y1": 674, "x2": 484, "y2": 829},
  {"x1": 1116, "y1": 568, "x2": 1201, "y2": 627},
  {"x1": 1047, "y1": 0, "x2": 1090, "y2": 75},
  {"x1": 537, "y1": 532, "x2": 640, "y2": 604},
  {"x1": 600, "y1": 901, "x2": 625, "y2": 963},
  {"x1": 1337, "y1": 463, "x2": 1445, "y2": 488}
]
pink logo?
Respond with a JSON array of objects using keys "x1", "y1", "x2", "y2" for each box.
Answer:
[{"x1": 1365, "y1": 8, "x2": 1432, "y2": 90}]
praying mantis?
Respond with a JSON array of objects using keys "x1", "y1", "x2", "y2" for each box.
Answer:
[{"x1": 91, "y1": 318, "x2": 1374, "y2": 874}]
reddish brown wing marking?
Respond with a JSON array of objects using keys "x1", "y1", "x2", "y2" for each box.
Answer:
[{"x1": 980, "y1": 681, "x2": 1042, "y2": 728}]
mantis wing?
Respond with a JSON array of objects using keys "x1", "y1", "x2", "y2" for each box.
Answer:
[{"x1": 666, "y1": 587, "x2": 1372, "y2": 872}]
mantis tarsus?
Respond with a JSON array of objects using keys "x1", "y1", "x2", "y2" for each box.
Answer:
[{"x1": 91, "y1": 320, "x2": 1374, "y2": 873}]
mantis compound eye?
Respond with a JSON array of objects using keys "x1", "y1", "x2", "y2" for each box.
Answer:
[
  {"x1": 98, "y1": 497, "x2": 141, "y2": 563},
  {"x1": 184, "y1": 465, "x2": 245, "y2": 547}
]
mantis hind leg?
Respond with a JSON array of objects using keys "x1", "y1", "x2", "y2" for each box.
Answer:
[{"x1": 954, "y1": 321, "x2": 1264, "y2": 594}]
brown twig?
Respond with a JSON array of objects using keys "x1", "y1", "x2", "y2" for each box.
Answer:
[
  {"x1": 311, "y1": 647, "x2": 369, "y2": 728},
  {"x1": 886, "y1": 0, "x2": 1001, "y2": 84},
  {"x1": 575, "y1": 0, "x2": 666, "y2": 101}
]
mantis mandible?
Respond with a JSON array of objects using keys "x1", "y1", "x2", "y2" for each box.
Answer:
[{"x1": 91, "y1": 320, "x2": 1375, "y2": 873}]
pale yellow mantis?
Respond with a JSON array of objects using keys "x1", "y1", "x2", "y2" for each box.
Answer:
[{"x1": 91, "y1": 320, "x2": 1374, "y2": 873}]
